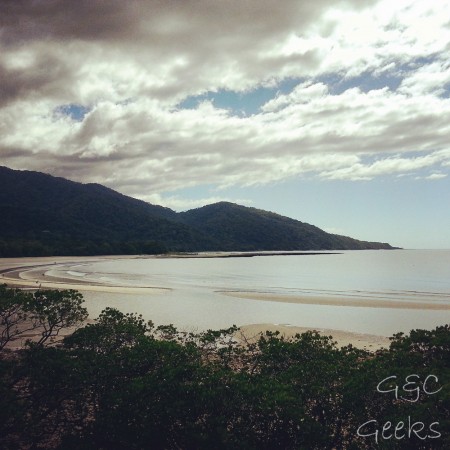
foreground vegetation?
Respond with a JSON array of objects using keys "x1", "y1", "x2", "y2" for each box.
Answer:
[{"x1": 1, "y1": 285, "x2": 448, "y2": 449}]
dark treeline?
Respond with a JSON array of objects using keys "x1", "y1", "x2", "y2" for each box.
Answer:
[
  {"x1": 0, "y1": 239, "x2": 168, "y2": 257},
  {"x1": 1, "y1": 285, "x2": 448, "y2": 449},
  {"x1": 0, "y1": 166, "x2": 396, "y2": 257}
]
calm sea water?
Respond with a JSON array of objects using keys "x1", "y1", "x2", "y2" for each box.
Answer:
[{"x1": 46, "y1": 250, "x2": 450, "y2": 336}]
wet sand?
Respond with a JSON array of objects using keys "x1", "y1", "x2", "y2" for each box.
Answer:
[
  {"x1": 0, "y1": 256, "x2": 170, "y2": 294},
  {"x1": 219, "y1": 291, "x2": 450, "y2": 310},
  {"x1": 237, "y1": 323, "x2": 390, "y2": 350},
  {"x1": 1, "y1": 256, "x2": 446, "y2": 349},
  {"x1": 1, "y1": 276, "x2": 169, "y2": 294}
]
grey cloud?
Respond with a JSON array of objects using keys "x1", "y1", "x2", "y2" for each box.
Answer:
[
  {"x1": 3, "y1": 79, "x2": 450, "y2": 193},
  {"x1": 0, "y1": 1, "x2": 369, "y2": 82},
  {"x1": 0, "y1": 1, "x2": 247, "y2": 47},
  {"x1": 0, "y1": 52, "x2": 73, "y2": 106},
  {"x1": 0, "y1": 0, "x2": 138, "y2": 44},
  {"x1": 1, "y1": 0, "x2": 449, "y2": 203},
  {"x1": 0, "y1": 0, "x2": 366, "y2": 44}
]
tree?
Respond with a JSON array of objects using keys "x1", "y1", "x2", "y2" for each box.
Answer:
[
  {"x1": 26, "y1": 289, "x2": 88, "y2": 345},
  {"x1": 1, "y1": 291, "x2": 449, "y2": 449},
  {"x1": 65, "y1": 307, "x2": 153, "y2": 353},
  {"x1": 1, "y1": 285, "x2": 88, "y2": 349},
  {"x1": 1, "y1": 285, "x2": 33, "y2": 349}
]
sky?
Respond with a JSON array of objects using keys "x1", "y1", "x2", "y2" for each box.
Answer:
[{"x1": 0, "y1": 0, "x2": 449, "y2": 249}]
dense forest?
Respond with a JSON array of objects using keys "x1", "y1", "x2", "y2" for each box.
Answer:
[
  {"x1": 1, "y1": 285, "x2": 448, "y2": 449},
  {"x1": 0, "y1": 166, "x2": 396, "y2": 257}
]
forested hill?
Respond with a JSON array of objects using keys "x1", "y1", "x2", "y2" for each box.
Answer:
[
  {"x1": 0, "y1": 166, "x2": 212, "y2": 256},
  {"x1": 0, "y1": 166, "x2": 396, "y2": 256},
  {"x1": 178, "y1": 202, "x2": 395, "y2": 251}
]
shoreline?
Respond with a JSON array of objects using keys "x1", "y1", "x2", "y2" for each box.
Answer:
[
  {"x1": 1, "y1": 274, "x2": 170, "y2": 294},
  {"x1": 1, "y1": 278, "x2": 170, "y2": 294},
  {"x1": 4, "y1": 321, "x2": 390, "y2": 351},
  {"x1": 236, "y1": 323, "x2": 390, "y2": 350},
  {"x1": 160, "y1": 251, "x2": 342, "y2": 258},
  {"x1": 1, "y1": 255, "x2": 447, "y2": 347},
  {"x1": 0, "y1": 256, "x2": 170, "y2": 294},
  {"x1": 2, "y1": 255, "x2": 449, "y2": 311}
]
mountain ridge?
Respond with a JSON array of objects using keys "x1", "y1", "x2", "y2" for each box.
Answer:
[
  {"x1": 176, "y1": 201, "x2": 395, "y2": 251},
  {"x1": 0, "y1": 166, "x2": 396, "y2": 256}
]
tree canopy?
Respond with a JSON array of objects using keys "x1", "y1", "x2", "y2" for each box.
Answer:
[
  {"x1": 0, "y1": 166, "x2": 396, "y2": 256},
  {"x1": 0, "y1": 286, "x2": 448, "y2": 449}
]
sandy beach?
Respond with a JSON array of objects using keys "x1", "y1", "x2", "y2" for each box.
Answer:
[
  {"x1": 219, "y1": 291, "x2": 450, "y2": 310},
  {"x1": 1, "y1": 275, "x2": 170, "y2": 294},
  {"x1": 236, "y1": 323, "x2": 391, "y2": 350},
  {"x1": 5, "y1": 322, "x2": 390, "y2": 351},
  {"x1": 0, "y1": 256, "x2": 170, "y2": 294},
  {"x1": 2, "y1": 255, "x2": 446, "y2": 349},
  {"x1": 1, "y1": 259, "x2": 392, "y2": 351},
  {"x1": 4, "y1": 257, "x2": 448, "y2": 310}
]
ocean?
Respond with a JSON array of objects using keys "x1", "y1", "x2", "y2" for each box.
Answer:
[{"x1": 35, "y1": 249, "x2": 450, "y2": 337}]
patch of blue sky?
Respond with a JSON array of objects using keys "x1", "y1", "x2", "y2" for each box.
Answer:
[
  {"x1": 439, "y1": 83, "x2": 450, "y2": 98},
  {"x1": 166, "y1": 183, "x2": 218, "y2": 200},
  {"x1": 195, "y1": 175, "x2": 450, "y2": 248},
  {"x1": 55, "y1": 104, "x2": 91, "y2": 121},
  {"x1": 319, "y1": 71, "x2": 402, "y2": 95},
  {"x1": 177, "y1": 78, "x2": 302, "y2": 116},
  {"x1": 319, "y1": 57, "x2": 444, "y2": 95},
  {"x1": 405, "y1": 55, "x2": 439, "y2": 70},
  {"x1": 359, "y1": 150, "x2": 433, "y2": 164}
]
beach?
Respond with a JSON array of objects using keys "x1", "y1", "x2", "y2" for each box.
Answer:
[
  {"x1": 0, "y1": 256, "x2": 170, "y2": 294},
  {"x1": 0, "y1": 256, "x2": 393, "y2": 350},
  {"x1": 2, "y1": 253, "x2": 449, "y2": 348},
  {"x1": 219, "y1": 291, "x2": 450, "y2": 310},
  {"x1": 236, "y1": 323, "x2": 391, "y2": 350}
]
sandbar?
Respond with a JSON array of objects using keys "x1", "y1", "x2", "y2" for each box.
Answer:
[
  {"x1": 219, "y1": 291, "x2": 450, "y2": 310},
  {"x1": 1, "y1": 275, "x2": 169, "y2": 294}
]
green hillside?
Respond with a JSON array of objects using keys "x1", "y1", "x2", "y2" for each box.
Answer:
[
  {"x1": 178, "y1": 202, "x2": 394, "y2": 251},
  {"x1": 0, "y1": 167, "x2": 215, "y2": 256},
  {"x1": 0, "y1": 166, "x2": 395, "y2": 256}
]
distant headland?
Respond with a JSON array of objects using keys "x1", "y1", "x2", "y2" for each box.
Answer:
[{"x1": 0, "y1": 166, "x2": 398, "y2": 257}]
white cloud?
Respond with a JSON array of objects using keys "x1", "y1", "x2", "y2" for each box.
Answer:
[
  {"x1": 399, "y1": 61, "x2": 450, "y2": 96},
  {"x1": 416, "y1": 173, "x2": 448, "y2": 181},
  {"x1": 1, "y1": 0, "x2": 450, "y2": 201},
  {"x1": 261, "y1": 82, "x2": 329, "y2": 112},
  {"x1": 320, "y1": 152, "x2": 449, "y2": 181}
]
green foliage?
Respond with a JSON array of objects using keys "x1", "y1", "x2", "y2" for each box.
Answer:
[
  {"x1": 0, "y1": 286, "x2": 447, "y2": 448},
  {"x1": 0, "y1": 238, "x2": 169, "y2": 257},
  {"x1": 338, "y1": 328, "x2": 450, "y2": 449},
  {"x1": 65, "y1": 307, "x2": 153, "y2": 353},
  {"x1": 0, "y1": 166, "x2": 395, "y2": 256},
  {"x1": 0, "y1": 285, "x2": 33, "y2": 349},
  {"x1": 29, "y1": 289, "x2": 88, "y2": 345},
  {"x1": 1, "y1": 285, "x2": 88, "y2": 348},
  {"x1": 178, "y1": 202, "x2": 395, "y2": 251}
]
